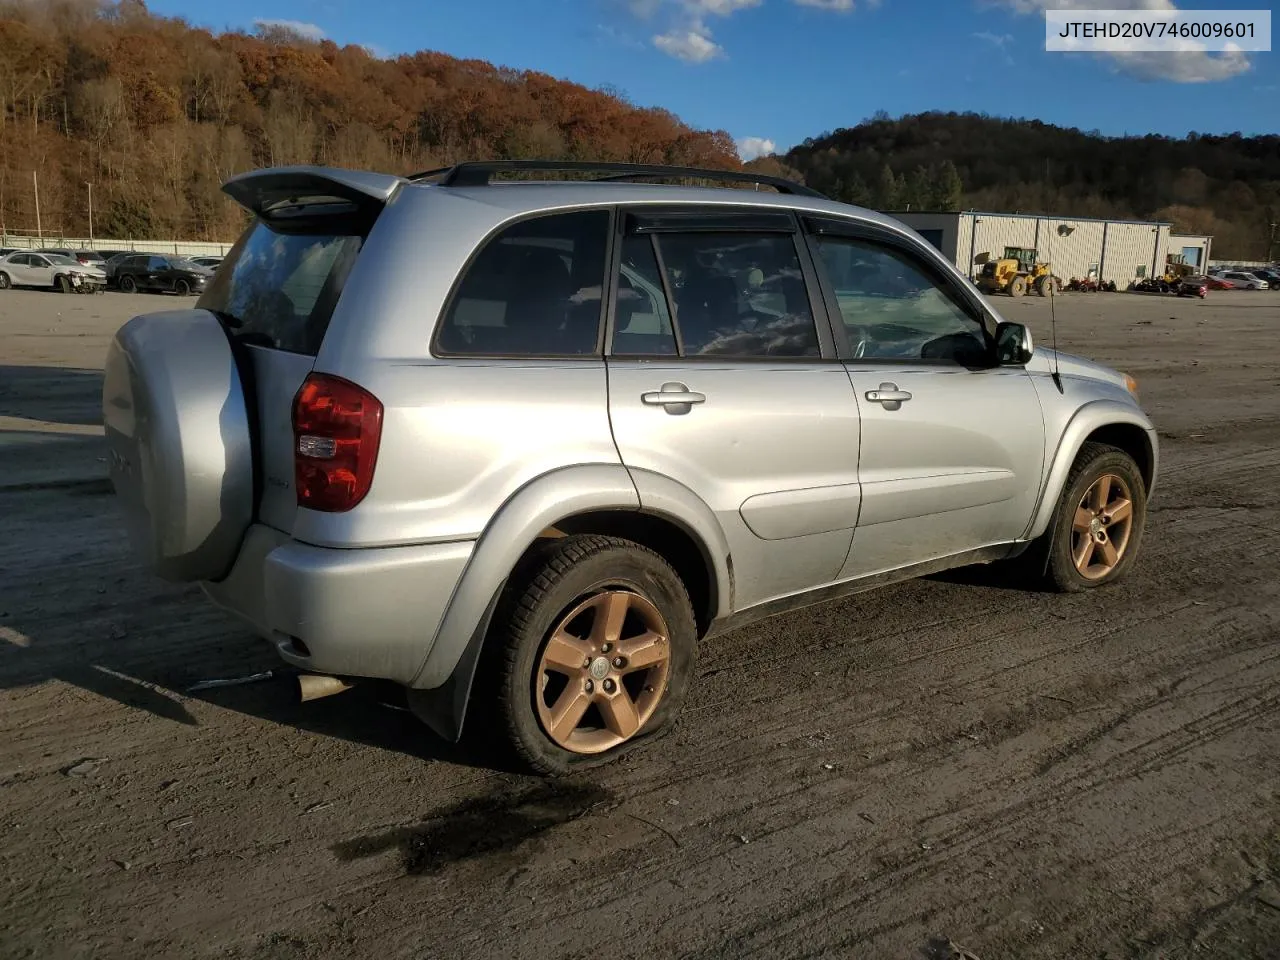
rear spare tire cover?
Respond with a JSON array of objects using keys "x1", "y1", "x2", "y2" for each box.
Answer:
[{"x1": 102, "y1": 309, "x2": 253, "y2": 583}]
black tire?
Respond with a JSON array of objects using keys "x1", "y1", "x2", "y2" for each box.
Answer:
[
  {"x1": 475, "y1": 534, "x2": 697, "y2": 776},
  {"x1": 174, "y1": 278, "x2": 191, "y2": 297},
  {"x1": 0, "y1": 272, "x2": 10, "y2": 290},
  {"x1": 1035, "y1": 275, "x2": 1052, "y2": 297},
  {"x1": 57, "y1": 274, "x2": 72, "y2": 294},
  {"x1": 1008, "y1": 276, "x2": 1027, "y2": 298},
  {"x1": 120, "y1": 274, "x2": 136, "y2": 293},
  {"x1": 1042, "y1": 442, "x2": 1148, "y2": 593}
]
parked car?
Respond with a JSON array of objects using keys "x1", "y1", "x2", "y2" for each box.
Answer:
[
  {"x1": 1220, "y1": 271, "x2": 1269, "y2": 290},
  {"x1": 0, "y1": 250, "x2": 106, "y2": 292},
  {"x1": 102, "y1": 252, "x2": 134, "y2": 286},
  {"x1": 103, "y1": 161, "x2": 1159, "y2": 774},
  {"x1": 1207, "y1": 275, "x2": 1236, "y2": 290},
  {"x1": 113, "y1": 254, "x2": 213, "y2": 295},
  {"x1": 1249, "y1": 269, "x2": 1280, "y2": 288},
  {"x1": 1177, "y1": 275, "x2": 1208, "y2": 298}
]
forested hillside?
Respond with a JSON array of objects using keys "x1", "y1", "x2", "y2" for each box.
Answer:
[
  {"x1": 3, "y1": 3, "x2": 1275, "y2": 256},
  {"x1": 780, "y1": 112, "x2": 1280, "y2": 260},
  {"x1": 0, "y1": 0, "x2": 738, "y2": 241}
]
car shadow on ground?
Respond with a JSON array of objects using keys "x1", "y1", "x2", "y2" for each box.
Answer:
[{"x1": 0, "y1": 365, "x2": 105, "y2": 426}]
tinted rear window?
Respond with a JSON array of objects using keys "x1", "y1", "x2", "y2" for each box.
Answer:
[{"x1": 198, "y1": 220, "x2": 364, "y2": 356}]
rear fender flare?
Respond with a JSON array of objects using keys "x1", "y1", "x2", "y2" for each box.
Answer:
[
  {"x1": 1024, "y1": 400, "x2": 1158, "y2": 542},
  {"x1": 624, "y1": 467, "x2": 734, "y2": 621},
  {"x1": 405, "y1": 465, "x2": 735, "y2": 744},
  {"x1": 409, "y1": 464, "x2": 641, "y2": 694}
]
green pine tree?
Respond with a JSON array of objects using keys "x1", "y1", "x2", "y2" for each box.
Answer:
[
  {"x1": 876, "y1": 164, "x2": 899, "y2": 208},
  {"x1": 933, "y1": 159, "x2": 964, "y2": 210}
]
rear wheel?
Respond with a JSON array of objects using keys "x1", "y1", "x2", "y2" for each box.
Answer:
[
  {"x1": 480, "y1": 534, "x2": 697, "y2": 775},
  {"x1": 1043, "y1": 442, "x2": 1147, "y2": 592},
  {"x1": 0, "y1": 272, "x2": 10, "y2": 290},
  {"x1": 120, "y1": 274, "x2": 137, "y2": 293},
  {"x1": 1008, "y1": 276, "x2": 1027, "y2": 298}
]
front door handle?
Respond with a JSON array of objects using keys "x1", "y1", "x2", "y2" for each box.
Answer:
[
  {"x1": 866, "y1": 382, "x2": 912, "y2": 410},
  {"x1": 641, "y1": 381, "x2": 706, "y2": 415}
]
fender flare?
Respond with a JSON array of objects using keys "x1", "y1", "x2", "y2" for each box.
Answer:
[
  {"x1": 1024, "y1": 399, "x2": 1158, "y2": 542},
  {"x1": 410, "y1": 463, "x2": 640, "y2": 695},
  {"x1": 405, "y1": 464, "x2": 735, "y2": 742},
  {"x1": 624, "y1": 467, "x2": 735, "y2": 620}
]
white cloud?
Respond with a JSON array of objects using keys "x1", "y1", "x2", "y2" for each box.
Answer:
[
  {"x1": 690, "y1": 0, "x2": 761, "y2": 14},
  {"x1": 986, "y1": 0, "x2": 1252, "y2": 82},
  {"x1": 793, "y1": 0, "x2": 858, "y2": 10},
  {"x1": 974, "y1": 31, "x2": 1013, "y2": 46},
  {"x1": 361, "y1": 43, "x2": 391, "y2": 59},
  {"x1": 736, "y1": 136, "x2": 777, "y2": 160},
  {"x1": 644, "y1": 0, "x2": 876, "y2": 61},
  {"x1": 253, "y1": 18, "x2": 326, "y2": 41},
  {"x1": 653, "y1": 26, "x2": 724, "y2": 61},
  {"x1": 1107, "y1": 48, "x2": 1250, "y2": 82}
]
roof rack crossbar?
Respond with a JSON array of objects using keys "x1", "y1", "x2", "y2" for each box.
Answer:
[{"x1": 405, "y1": 160, "x2": 827, "y2": 199}]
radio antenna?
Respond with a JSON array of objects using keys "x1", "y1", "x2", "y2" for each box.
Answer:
[{"x1": 1046, "y1": 219, "x2": 1064, "y2": 394}]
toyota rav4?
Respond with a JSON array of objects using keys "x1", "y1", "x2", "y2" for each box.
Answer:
[{"x1": 103, "y1": 161, "x2": 1158, "y2": 774}]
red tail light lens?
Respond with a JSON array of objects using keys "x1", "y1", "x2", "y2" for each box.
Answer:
[{"x1": 292, "y1": 374, "x2": 383, "y2": 512}]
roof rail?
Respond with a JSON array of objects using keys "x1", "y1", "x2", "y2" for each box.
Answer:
[{"x1": 406, "y1": 160, "x2": 827, "y2": 199}]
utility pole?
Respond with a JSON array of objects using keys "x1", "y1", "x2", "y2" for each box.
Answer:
[
  {"x1": 1269, "y1": 221, "x2": 1277, "y2": 264},
  {"x1": 33, "y1": 170, "x2": 41, "y2": 240},
  {"x1": 86, "y1": 182, "x2": 94, "y2": 245}
]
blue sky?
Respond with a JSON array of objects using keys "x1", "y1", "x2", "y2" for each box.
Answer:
[{"x1": 149, "y1": 0, "x2": 1276, "y2": 159}]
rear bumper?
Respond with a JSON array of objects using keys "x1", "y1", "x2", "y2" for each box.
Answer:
[{"x1": 202, "y1": 524, "x2": 473, "y2": 684}]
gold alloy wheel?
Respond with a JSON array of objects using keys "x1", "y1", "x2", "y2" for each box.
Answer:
[
  {"x1": 1071, "y1": 473, "x2": 1135, "y2": 580},
  {"x1": 534, "y1": 589, "x2": 672, "y2": 755}
]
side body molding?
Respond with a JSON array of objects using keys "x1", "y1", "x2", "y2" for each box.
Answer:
[{"x1": 1024, "y1": 398, "x2": 1159, "y2": 541}]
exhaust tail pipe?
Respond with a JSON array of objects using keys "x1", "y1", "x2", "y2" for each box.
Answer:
[{"x1": 297, "y1": 674, "x2": 355, "y2": 702}]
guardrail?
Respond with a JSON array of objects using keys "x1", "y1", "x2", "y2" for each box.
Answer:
[{"x1": 0, "y1": 235, "x2": 233, "y2": 257}]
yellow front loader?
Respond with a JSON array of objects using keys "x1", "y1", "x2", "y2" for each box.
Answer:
[{"x1": 975, "y1": 247, "x2": 1058, "y2": 297}]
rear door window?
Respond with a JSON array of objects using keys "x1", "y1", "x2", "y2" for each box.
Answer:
[
  {"x1": 434, "y1": 210, "x2": 610, "y2": 357},
  {"x1": 198, "y1": 221, "x2": 365, "y2": 356}
]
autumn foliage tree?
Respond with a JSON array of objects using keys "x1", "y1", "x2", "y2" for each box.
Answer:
[{"x1": 0, "y1": 0, "x2": 740, "y2": 241}]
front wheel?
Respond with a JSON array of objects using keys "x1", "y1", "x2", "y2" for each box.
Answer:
[
  {"x1": 1008, "y1": 276, "x2": 1027, "y2": 298},
  {"x1": 57, "y1": 274, "x2": 72, "y2": 294},
  {"x1": 481, "y1": 534, "x2": 697, "y2": 775},
  {"x1": 1043, "y1": 442, "x2": 1148, "y2": 592},
  {"x1": 0, "y1": 272, "x2": 10, "y2": 290},
  {"x1": 174, "y1": 279, "x2": 191, "y2": 297}
]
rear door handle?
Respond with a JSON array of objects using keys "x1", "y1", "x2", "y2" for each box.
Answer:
[
  {"x1": 641, "y1": 382, "x2": 706, "y2": 414},
  {"x1": 865, "y1": 382, "x2": 912, "y2": 408}
]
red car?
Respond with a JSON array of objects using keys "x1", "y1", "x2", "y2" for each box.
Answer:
[{"x1": 1207, "y1": 275, "x2": 1236, "y2": 290}]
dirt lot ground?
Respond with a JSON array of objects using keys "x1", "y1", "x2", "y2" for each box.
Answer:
[{"x1": 1, "y1": 286, "x2": 1278, "y2": 960}]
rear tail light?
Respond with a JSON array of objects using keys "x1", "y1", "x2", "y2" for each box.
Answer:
[{"x1": 291, "y1": 374, "x2": 383, "y2": 512}]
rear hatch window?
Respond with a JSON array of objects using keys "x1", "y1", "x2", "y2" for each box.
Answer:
[{"x1": 198, "y1": 220, "x2": 365, "y2": 356}]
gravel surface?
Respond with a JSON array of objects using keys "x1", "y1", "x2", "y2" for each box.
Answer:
[{"x1": 1, "y1": 287, "x2": 1278, "y2": 960}]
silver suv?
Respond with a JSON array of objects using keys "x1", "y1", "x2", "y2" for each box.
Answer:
[{"x1": 103, "y1": 161, "x2": 1158, "y2": 774}]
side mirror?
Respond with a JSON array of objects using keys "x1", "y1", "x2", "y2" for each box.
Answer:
[{"x1": 995, "y1": 321, "x2": 1033, "y2": 365}]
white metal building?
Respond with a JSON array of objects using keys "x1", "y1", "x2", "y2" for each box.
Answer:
[
  {"x1": 888, "y1": 210, "x2": 1202, "y2": 286},
  {"x1": 1170, "y1": 233, "x2": 1213, "y2": 270}
]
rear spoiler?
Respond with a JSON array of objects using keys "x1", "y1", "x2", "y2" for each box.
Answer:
[{"x1": 221, "y1": 166, "x2": 405, "y2": 221}]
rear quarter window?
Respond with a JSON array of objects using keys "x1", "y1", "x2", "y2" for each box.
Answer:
[{"x1": 198, "y1": 220, "x2": 364, "y2": 356}]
